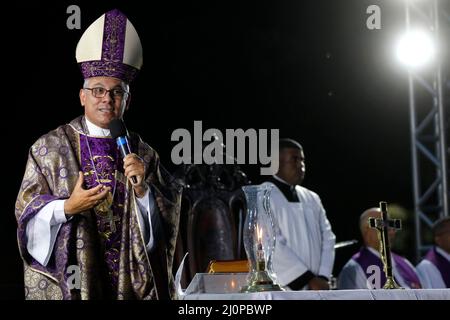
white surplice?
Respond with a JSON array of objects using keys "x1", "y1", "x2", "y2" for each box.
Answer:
[
  {"x1": 416, "y1": 247, "x2": 450, "y2": 289},
  {"x1": 262, "y1": 179, "x2": 336, "y2": 286}
]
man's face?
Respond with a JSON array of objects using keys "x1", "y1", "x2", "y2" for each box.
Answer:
[
  {"x1": 435, "y1": 222, "x2": 450, "y2": 254},
  {"x1": 277, "y1": 148, "x2": 305, "y2": 185},
  {"x1": 79, "y1": 77, "x2": 129, "y2": 129}
]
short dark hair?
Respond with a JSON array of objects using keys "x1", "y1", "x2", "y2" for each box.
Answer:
[
  {"x1": 279, "y1": 138, "x2": 303, "y2": 152},
  {"x1": 432, "y1": 216, "x2": 450, "y2": 237}
]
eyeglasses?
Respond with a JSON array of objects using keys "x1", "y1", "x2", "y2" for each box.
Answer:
[{"x1": 84, "y1": 87, "x2": 129, "y2": 99}]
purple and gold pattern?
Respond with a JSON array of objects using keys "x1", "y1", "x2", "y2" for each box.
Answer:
[
  {"x1": 80, "y1": 60, "x2": 138, "y2": 84},
  {"x1": 15, "y1": 116, "x2": 181, "y2": 299},
  {"x1": 79, "y1": 9, "x2": 139, "y2": 82},
  {"x1": 102, "y1": 10, "x2": 126, "y2": 65},
  {"x1": 79, "y1": 134, "x2": 126, "y2": 293}
]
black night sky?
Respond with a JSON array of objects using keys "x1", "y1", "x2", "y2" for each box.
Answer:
[{"x1": 3, "y1": 0, "x2": 445, "y2": 299}]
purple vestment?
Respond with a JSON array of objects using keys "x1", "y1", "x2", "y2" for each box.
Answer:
[
  {"x1": 423, "y1": 247, "x2": 450, "y2": 288},
  {"x1": 16, "y1": 116, "x2": 181, "y2": 299},
  {"x1": 352, "y1": 247, "x2": 422, "y2": 289}
]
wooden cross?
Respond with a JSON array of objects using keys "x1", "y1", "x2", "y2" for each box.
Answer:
[{"x1": 368, "y1": 201, "x2": 402, "y2": 289}]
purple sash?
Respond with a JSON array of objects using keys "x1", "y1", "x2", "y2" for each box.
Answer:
[
  {"x1": 79, "y1": 134, "x2": 125, "y2": 294},
  {"x1": 352, "y1": 247, "x2": 421, "y2": 289},
  {"x1": 424, "y1": 247, "x2": 450, "y2": 288},
  {"x1": 392, "y1": 252, "x2": 422, "y2": 289}
]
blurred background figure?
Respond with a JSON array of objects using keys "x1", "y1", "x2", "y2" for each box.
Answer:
[
  {"x1": 337, "y1": 208, "x2": 422, "y2": 289},
  {"x1": 416, "y1": 217, "x2": 450, "y2": 288}
]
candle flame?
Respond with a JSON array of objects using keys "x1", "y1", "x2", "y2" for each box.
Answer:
[{"x1": 257, "y1": 225, "x2": 263, "y2": 241}]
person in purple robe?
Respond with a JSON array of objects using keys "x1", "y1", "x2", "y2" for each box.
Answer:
[
  {"x1": 15, "y1": 9, "x2": 181, "y2": 300},
  {"x1": 337, "y1": 208, "x2": 422, "y2": 289},
  {"x1": 416, "y1": 217, "x2": 450, "y2": 288}
]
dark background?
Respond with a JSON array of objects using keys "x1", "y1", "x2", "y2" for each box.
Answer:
[{"x1": 3, "y1": 0, "x2": 437, "y2": 299}]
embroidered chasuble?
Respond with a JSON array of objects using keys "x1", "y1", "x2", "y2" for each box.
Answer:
[{"x1": 15, "y1": 116, "x2": 181, "y2": 300}]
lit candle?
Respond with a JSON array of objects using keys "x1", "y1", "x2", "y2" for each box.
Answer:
[
  {"x1": 256, "y1": 225, "x2": 265, "y2": 262},
  {"x1": 256, "y1": 225, "x2": 262, "y2": 248}
]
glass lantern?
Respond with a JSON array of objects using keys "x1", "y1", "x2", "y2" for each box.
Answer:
[{"x1": 240, "y1": 184, "x2": 283, "y2": 292}]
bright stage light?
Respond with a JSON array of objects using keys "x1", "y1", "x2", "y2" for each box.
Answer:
[{"x1": 396, "y1": 30, "x2": 435, "y2": 68}]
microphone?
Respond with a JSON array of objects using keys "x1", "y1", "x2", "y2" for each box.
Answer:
[{"x1": 109, "y1": 119, "x2": 138, "y2": 184}]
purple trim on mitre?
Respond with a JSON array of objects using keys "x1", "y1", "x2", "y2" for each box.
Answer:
[
  {"x1": 102, "y1": 9, "x2": 126, "y2": 64},
  {"x1": 80, "y1": 60, "x2": 138, "y2": 83},
  {"x1": 79, "y1": 9, "x2": 140, "y2": 83}
]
